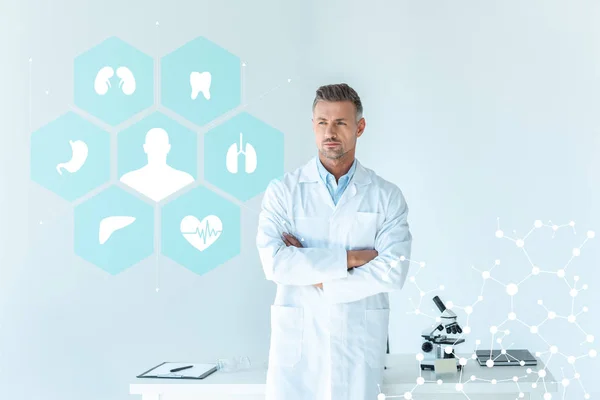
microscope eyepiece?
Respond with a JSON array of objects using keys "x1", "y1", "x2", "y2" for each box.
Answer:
[{"x1": 432, "y1": 296, "x2": 446, "y2": 312}]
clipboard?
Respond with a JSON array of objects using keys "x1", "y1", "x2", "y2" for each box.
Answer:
[{"x1": 137, "y1": 362, "x2": 218, "y2": 380}]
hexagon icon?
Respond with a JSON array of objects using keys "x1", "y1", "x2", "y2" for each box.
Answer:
[
  {"x1": 74, "y1": 36, "x2": 154, "y2": 126},
  {"x1": 30, "y1": 112, "x2": 110, "y2": 201},
  {"x1": 161, "y1": 36, "x2": 241, "y2": 127},
  {"x1": 74, "y1": 185, "x2": 154, "y2": 274},
  {"x1": 161, "y1": 185, "x2": 240, "y2": 275},
  {"x1": 118, "y1": 112, "x2": 197, "y2": 202},
  {"x1": 204, "y1": 112, "x2": 284, "y2": 201}
]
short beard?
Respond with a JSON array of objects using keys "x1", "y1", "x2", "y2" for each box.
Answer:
[{"x1": 320, "y1": 148, "x2": 345, "y2": 160}]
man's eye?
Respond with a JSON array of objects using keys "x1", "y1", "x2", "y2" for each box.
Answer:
[
  {"x1": 337, "y1": 122, "x2": 345, "y2": 125},
  {"x1": 319, "y1": 122, "x2": 326, "y2": 125}
]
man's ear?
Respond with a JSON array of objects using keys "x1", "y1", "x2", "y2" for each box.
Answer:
[{"x1": 356, "y1": 118, "x2": 366, "y2": 138}]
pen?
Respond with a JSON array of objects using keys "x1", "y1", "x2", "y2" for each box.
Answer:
[{"x1": 170, "y1": 365, "x2": 193, "y2": 373}]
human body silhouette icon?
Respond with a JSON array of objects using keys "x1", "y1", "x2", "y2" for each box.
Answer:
[{"x1": 120, "y1": 127, "x2": 195, "y2": 202}]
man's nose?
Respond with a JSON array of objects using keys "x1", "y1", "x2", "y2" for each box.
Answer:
[{"x1": 325, "y1": 125, "x2": 337, "y2": 138}]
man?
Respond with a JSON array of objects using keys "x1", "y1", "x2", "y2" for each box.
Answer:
[{"x1": 256, "y1": 83, "x2": 412, "y2": 400}]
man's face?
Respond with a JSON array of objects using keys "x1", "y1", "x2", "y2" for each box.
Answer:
[{"x1": 312, "y1": 100, "x2": 365, "y2": 160}]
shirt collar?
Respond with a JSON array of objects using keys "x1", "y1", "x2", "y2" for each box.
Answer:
[{"x1": 316, "y1": 156, "x2": 357, "y2": 185}]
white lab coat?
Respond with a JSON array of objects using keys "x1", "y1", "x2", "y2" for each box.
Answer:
[{"x1": 256, "y1": 157, "x2": 412, "y2": 400}]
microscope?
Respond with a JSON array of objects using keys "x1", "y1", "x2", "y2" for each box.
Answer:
[{"x1": 419, "y1": 296, "x2": 465, "y2": 371}]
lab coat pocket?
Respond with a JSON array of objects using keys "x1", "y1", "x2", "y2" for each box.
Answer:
[
  {"x1": 269, "y1": 305, "x2": 304, "y2": 367},
  {"x1": 349, "y1": 212, "x2": 380, "y2": 250},
  {"x1": 364, "y1": 309, "x2": 390, "y2": 369}
]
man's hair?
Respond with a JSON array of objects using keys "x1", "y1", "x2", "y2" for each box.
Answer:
[{"x1": 312, "y1": 83, "x2": 363, "y2": 122}]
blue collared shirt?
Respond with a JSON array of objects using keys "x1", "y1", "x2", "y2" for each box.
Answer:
[{"x1": 316, "y1": 157, "x2": 357, "y2": 205}]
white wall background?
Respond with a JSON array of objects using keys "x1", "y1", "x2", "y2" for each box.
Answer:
[{"x1": 1, "y1": 0, "x2": 599, "y2": 399}]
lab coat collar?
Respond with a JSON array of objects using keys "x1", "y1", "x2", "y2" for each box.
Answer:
[{"x1": 299, "y1": 156, "x2": 371, "y2": 186}]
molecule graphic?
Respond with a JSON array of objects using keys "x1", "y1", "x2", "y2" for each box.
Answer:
[{"x1": 377, "y1": 219, "x2": 597, "y2": 400}]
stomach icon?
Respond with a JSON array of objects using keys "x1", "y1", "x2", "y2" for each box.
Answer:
[{"x1": 56, "y1": 139, "x2": 88, "y2": 175}]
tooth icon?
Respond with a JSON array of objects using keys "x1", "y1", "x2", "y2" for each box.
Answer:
[
  {"x1": 56, "y1": 139, "x2": 89, "y2": 175},
  {"x1": 190, "y1": 71, "x2": 212, "y2": 100},
  {"x1": 99, "y1": 216, "x2": 136, "y2": 245}
]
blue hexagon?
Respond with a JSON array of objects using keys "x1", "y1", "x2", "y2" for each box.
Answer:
[
  {"x1": 117, "y1": 112, "x2": 197, "y2": 202},
  {"x1": 161, "y1": 36, "x2": 241, "y2": 127},
  {"x1": 74, "y1": 36, "x2": 154, "y2": 126},
  {"x1": 30, "y1": 112, "x2": 110, "y2": 201},
  {"x1": 74, "y1": 185, "x2": 154, "y2": 274},
  {"x1": 204, "y1": 112, "x2": 284, "y2": 201},
  {"x1": 161, "y1": 185, "x2": 240, "y2": 275}
]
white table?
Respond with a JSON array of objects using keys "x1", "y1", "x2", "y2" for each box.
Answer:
[{"x1": 130, "y1": 354, "x2": 557, "y2": 400}]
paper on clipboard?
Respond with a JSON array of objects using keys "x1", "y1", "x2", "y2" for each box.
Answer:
[{"x1": 137, "y1": 362, "x2": 218, "y2": 379}]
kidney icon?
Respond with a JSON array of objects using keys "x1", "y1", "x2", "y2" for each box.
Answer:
[
  {"x1": 94, "y1": 66, "x2": 136, "y2": 95},
  {"x1": 116, "y1": 66, "x2": 136, "y2": 95},
  {"x1": 94, "y1": 66, "x2": 115, "y2": 95}
]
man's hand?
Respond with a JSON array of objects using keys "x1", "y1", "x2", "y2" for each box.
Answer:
[
  {"x1": 282, "y1": 233, "x2": 322, "y2": 288},
  {"x1": 347, "y1": 250, "x2": 378, "y2": 269},
  {"x1": 282, "y1": 232, "x2": 303, "y2": 248}
]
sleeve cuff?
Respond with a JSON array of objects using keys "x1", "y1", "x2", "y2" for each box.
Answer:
[{"x1": 323, "y1": 248, "x2": 349, "y2": 281}]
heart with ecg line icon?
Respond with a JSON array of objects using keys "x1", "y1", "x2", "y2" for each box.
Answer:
[{"x1": 180, "y1": 215, "x2": 223, "y2": 251}]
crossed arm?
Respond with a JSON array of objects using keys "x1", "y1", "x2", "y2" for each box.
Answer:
[
  {"x1": 256, "y1": 179, "x2": 412, "y2": 304},
  {"x1": 281, "y1": 232, "x2": 378, "y2": 288}
]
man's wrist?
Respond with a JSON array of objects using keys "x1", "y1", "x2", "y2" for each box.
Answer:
[{"x1": 346, "y1": 250, "x2": 357, "y2": 269}]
